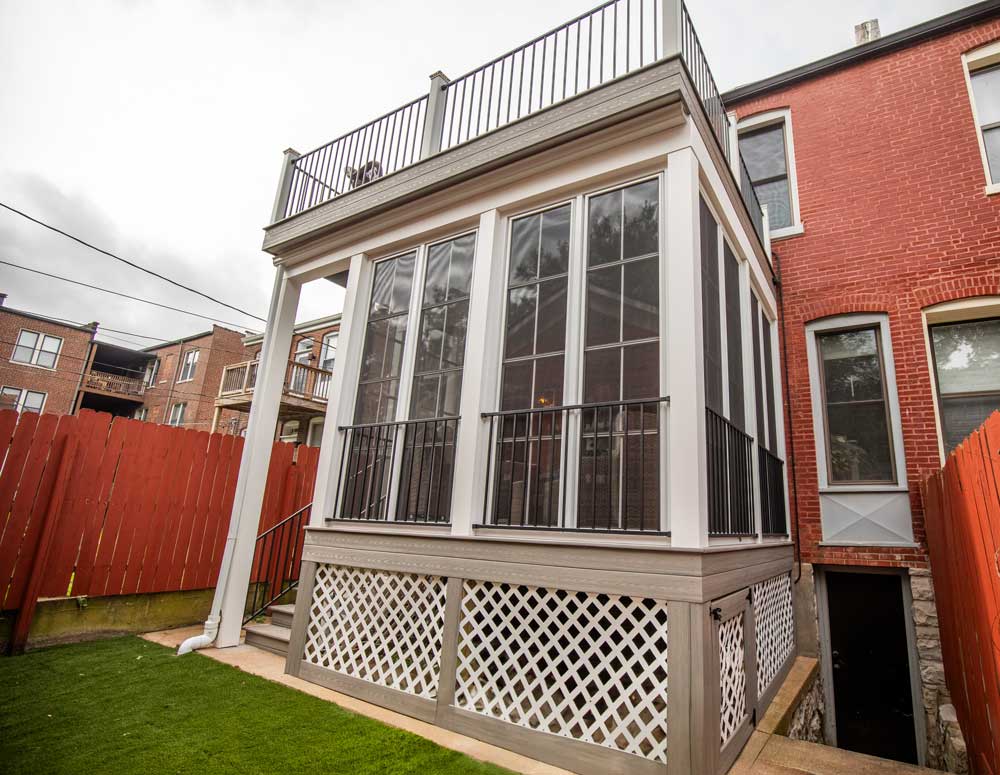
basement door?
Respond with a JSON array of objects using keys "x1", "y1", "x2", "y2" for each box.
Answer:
[{"x1": 821, "y1": 569, "x2": 920, "y2": 765}]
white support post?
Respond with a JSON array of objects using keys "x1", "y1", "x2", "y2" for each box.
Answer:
[
  {"x1": 270, "y1": 148, "x2": 300, "y2": 224},
  {"x1": 661, "y1": 0, "x2": 682, "y2": 59},
  {"x1": 665, "y1": 147, "x2": 709, "y2": 547},
  {"x1": 309, "y1": 255, "x2": 371, "y2": 527},
  {"x1": 419, "y1": 71, "x2": 450, "y2": 159},
  {"x1": 215, "y1": 267, "x2": 300, "y2": 648},
  {"x1": 449, "y1": 210, "x2": 505, "y2": 536}
]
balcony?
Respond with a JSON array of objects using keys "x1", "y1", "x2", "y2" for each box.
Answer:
[
  {"x1": 263, "y1": 0, "x2": 766, "y2": 256},
  {"x1": 83, "y1": 369, "x2": 145, "y2": 399},
  {"x1": 215, "y1": 358, "x2": 332, "y2": 416}
]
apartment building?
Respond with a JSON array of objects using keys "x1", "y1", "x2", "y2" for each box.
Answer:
[{"x1": 724, "y1": 2, "x2": 1000, "y2": 766}]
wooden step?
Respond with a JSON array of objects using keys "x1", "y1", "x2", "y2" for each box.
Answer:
[
  {"x1": 244, "y1": 622, "x2": 291, "y2": 657},
  {"x1": 267, "y1": 603, "x2": 296, "y2": 629}
]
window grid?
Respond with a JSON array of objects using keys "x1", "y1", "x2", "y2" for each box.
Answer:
[
  {"x1": 178, "y1": 350, "x2": 199, "y2": 382},
  {"x1": 168, "y1": 402, "x2": 187, "y2": 426},
  {"x1": 969, "y1": 62, "x2": 1000, "y2": 184},
  {"x1": 738, "y1": 122, "x2": 793, "y2": 231},
  {"x1": 0, "y1": 386, "x2": 46, "y2": 414},
  {"x1": 11, "y1": 329, "x2": 63, "y2": 369}
]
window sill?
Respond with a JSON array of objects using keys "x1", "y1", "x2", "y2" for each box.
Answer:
[
  {"x1": 9, "y1": 358, "x2": 58, "y2": 372},
  {"x1": 818, "y1": 484, "x2": 909, "y2": 494},
  {"x1": 818, "y1": 541, "x2": 920, "y2": 549},
  {"x1": 768, "y1": 223, "x2": 804, "y2": 241},
  {"x1": 985, "y1": 182, "x2": 1000, "y2": 196},
  {"x1": 175, "y1": 378, "x2": 194, "y2": 384}
]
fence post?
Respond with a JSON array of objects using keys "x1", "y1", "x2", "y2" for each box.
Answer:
[
  {"x1": 270, "y1": 147, "x2": 300, "y2": 223},
  {"x1": 661, "y1": 0, "x2": 682, "y2": 59},
  {"x1": 419, "y1": 71, "x2": 450, "y2": 159},
  {"x1": 9, "y1": 434, "x2": 79, "y2": 655}
]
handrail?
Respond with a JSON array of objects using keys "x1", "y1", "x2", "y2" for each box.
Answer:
[{"x1": 243, "y1": 503, "x2": 311, "y2": 625}]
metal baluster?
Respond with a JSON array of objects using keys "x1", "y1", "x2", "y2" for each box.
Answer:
[
  {"x1": 547, "y1": 409, "x2": 557, "y2": 526},
  {"x1": 484, "y1": 417, "x2": 495, "y2": 524},
  {"x1": 623, "y1": 403, "x2": 629, "y2": 529}
]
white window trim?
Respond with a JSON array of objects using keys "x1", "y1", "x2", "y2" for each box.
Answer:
[
  {"x1": 736, "y1": 108, "x2": 804, "y2": 240},
  {"x1": 144, "y1": 358, "x2": 160, "y2": 389},
  {"x1": 10, "y1": 328, "x2": 63, "y2": 371},
  {"x1": 922, "y1": 295, "x2": 1000, "y2": 463},
  {"x1": 177, "y1": 349, "x2": 199, "y2": 383},
  {"x1": 1, "y1": 385, "x2": 47, "y2": 414},
  {"x1": 804, "y1": 313, "x2": 908, "y2": 493},
  {"x1": 320, "y1": 332, "x2": 338, "y2": 371},
  {"x1": 168, "y1": 401, "x2": 187, "y2": 426},
  {"x1": 962, "y1": 40, "x2": 1000, "y2": 195},
  {"x1": 134, "y1": 406, "x2": 149, "y2": 421}
]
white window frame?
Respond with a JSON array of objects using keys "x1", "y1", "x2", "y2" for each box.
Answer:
[
  {"x1": 320, "y1": 332, "x2": 338, "y2": 371},
  {"x1": 293, "y1": 337, "x2": 314, "y2": 365},
  {"x1": 134, "y1": 406, "x2": 149, "y2": 421},
  {"x1": 804, "y1": 313, "x2": 908, "y2": 493},
  {"x1": 962, "y1": 40, "x2": 1000, "y2": 195},
  {"x1": 10, "y1": 329, "x2": 63, "y2": 370},
  {"x1": 736, "y1": 108, "x2": 803, "y2": 240},
  {"x1": 1, "y1": 386, "x2": 47, "y2": 414},
  {"x1": 177, "y1": 349, "x2": 199, "y2": 383},
  {"x1": 144, "y1": 358, "x2": 160, "y2": 388},
  {"x1": 168, "y1": 401, "x2": 187, "y2": 426}
]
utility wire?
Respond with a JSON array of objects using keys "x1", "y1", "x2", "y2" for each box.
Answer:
[
  {"x1": 2, "y1": 259, "x2": 261, "y2": 333},
  {"x1": 0, "y1": 201, "x2": 267, "y2": 323}
]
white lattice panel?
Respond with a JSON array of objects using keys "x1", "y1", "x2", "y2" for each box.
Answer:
[
  {"x1": 302, "y1": 564, "x2": 447, "y2": 700},
  {"x1": 752, "y1": 573, "x2": 794, "y2": 697},
  {"x1": 454, "y1": 581, "x2": 669, "y2": 763},
  {"x1": 718, "y1": 613, "x2": 747, "y2": 747}
]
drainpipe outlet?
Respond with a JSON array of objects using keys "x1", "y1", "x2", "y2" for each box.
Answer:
[{"x1": 177, "y1": 614, "x2": 220, "y2": 656}]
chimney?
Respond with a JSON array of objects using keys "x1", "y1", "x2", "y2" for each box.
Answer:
[{"x1": 855, "y1": 19, "x2": 881, "y2": 45}]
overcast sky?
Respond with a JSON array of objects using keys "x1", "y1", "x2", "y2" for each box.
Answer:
[{"x1": 0, "y1": 0, "x2": 971, "y2": 348}]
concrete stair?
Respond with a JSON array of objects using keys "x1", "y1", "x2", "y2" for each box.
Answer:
[{"x1": 244, "y1": 603, "x2": 295, "y2": 656}]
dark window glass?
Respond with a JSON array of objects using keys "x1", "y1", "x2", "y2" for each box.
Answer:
[
  {"x1": 622, "y1": 179, "x2": 659, "y2": 259},
  {"x1": 762, "y1": 311, "x2": 777, "y2": 452},
  {"x1": 930, "y1": 318, "x2": 1000, "y2": 453},
  {"x1": 971, "y1": 65, "x2": 1000, "y2": 183},
  {"x1": 700, "y1": 197, "x2": 723, "y2": 413},
  {"x1": 586, "y1": 264, "x2": 620, "y2": 347},
  {"x1": 738, "y1": 123, "x2": 792, "y2": 229},
  {"x1": 623, "y1": 257, "x2": 659, "y2": 341},
  {"x1": 751, "y1": 294, "x2": 766, "y2": 445},
  {"x1": 818, "y1": 327, "x2": 894, "y2": 483},
  {"x1": 724, "y1": 243, "x2": 744, "y2": 430},
  {"x1": 587, "y1": 190, "x2": 621, "y2": 267}
]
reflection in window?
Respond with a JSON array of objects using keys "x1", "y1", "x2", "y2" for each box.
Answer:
[
  {"x1": 354, "y1": 252, "x2": 414, "y2": 424},
  {"x1": 739, "y1": 123, "x2": 792, "y2": 229},
  {"x1": 12, "y1": 330, "x2": 62, "y2": 369},
  {"x1": 930, "y1": 318, "x2": 1000, "y2": 453},
  {"x1": 818, "y1": 327, "x2": 895, "y2": 483},
  {"x1": 724, "y1": 243, "x2": 744, "y2": 429},
  {"x1": 495, "y1": 206, "x2": 570, "y2": 527},
  {"x1": 580, "y1": 179, "x2": 660, "y2": 530}
]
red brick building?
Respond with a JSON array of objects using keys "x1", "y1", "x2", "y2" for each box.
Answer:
[
  {"x1": 0, "y1": 295, "x2": 96, "y2": 415},
  {"x1": 725, "y1": 3, "x2": 1000, "y2": 766}
]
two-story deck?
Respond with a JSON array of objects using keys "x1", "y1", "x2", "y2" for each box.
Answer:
[
  {"x1": 203, "y1": 2, "x2": 794, "y2": 773},
  {"x1": 75, "y1": 341, "x2": 156, "y2": 417}
]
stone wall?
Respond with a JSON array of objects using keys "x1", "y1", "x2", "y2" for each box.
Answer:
[{"x1": 786, "y1": 669, "x2": 825, "y2": 744}]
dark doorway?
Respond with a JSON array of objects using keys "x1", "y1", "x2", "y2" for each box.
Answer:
[{"x1": 825, "y1": 570, "x2": 918, "y2": 764}]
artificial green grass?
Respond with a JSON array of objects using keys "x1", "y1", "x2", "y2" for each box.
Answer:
[{"x1": 0, "y1": 636, "x2": 512, "y2": 775}]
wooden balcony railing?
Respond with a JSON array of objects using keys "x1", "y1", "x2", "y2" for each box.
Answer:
[
  {"x1": 84, "y1": 369, "x2": 145, "y2": 397},
  {"x1": 218, "y1": 359, "x2": 332, "y2": 404}
]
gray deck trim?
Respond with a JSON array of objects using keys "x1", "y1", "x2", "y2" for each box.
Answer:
[
  {"x1": 722, "y1": 0, "x2": 1000, "y2": 103},
  {"x1": 284, "y1": 560, "x2": 316, "y2": 677},
  {"x1": 297, "y1": 662, "x2": 439, "y2": 724}
]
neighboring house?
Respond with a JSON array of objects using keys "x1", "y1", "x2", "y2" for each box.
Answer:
[
  {"x1": 0, "y1": 294, "x2": 96, "y2": 415},
  {"x1": 207, "y1": 4, "x2": 797, "y2": 775},
  {"x1": 213, "y1": 313, "x2": 339, "y2": 445},
  {"x1": 75, "y1": 340, "x2": 157, "y2": 417},
  {"x1": 725, "y1": 3, "x2": 1000, "y2": 766},
  {"x1": 139, "y1": 325, "x2": 249, "y2": 432}
]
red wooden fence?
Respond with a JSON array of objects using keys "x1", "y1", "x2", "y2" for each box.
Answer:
[
  {"x1": 0, "y1": 409, "x2": 318, "y2": 612},
  {"x1": 922, "y1": 411, "x2": 1000, "y2": 775}
]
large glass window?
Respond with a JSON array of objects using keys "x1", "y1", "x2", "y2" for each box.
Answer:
[
  {"x1": 970, "y1": 64, "x2": 1000, "y2": 185},
  {"x1": 580, "y1": 179, "x2": 660, "y2": 530},
  {"x1": 817, "y1": 327, "x2": 895, "y2": 483},
  {"x1": 12, "y1": 330, "x2": 62, "y2": 369},
  {"x1": 1, "y1": 387, "x2": 45, "y2": 414},
  {"x1": 700, "y1": 198, "x2": 723, "y2": 413},
  {"x1": 739, "y1": 123, "x2": 792, "y2": 229},
  {"x1": 354, "y1": 252, "x2": 415, "y2": 424},
  {"x1": 930, "y1": 318, "x2": 1000, "y2": 453},
  {"x1": 724, "y1": 244, "x2": 744, "y2": 429}
]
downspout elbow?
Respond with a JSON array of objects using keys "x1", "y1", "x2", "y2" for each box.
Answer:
[{"x1": 177, "y1": 614, "x2": 220, "y2": 656}]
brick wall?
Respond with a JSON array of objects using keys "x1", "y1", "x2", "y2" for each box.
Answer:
[
  {"x1": 0, "y1": 307, "x2": 95, "y2": 416},
  {"x1": 730, "y1": 18, "x2": 1000, "y2": 570}
]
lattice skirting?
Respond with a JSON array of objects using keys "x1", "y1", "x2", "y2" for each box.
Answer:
[
  {"x1": 301, "y1": 564, "x2": 448, "y2": 700},
  {"x1": 718, "y1": 611, "x2": 748, "y2": 747},
  {"x1": 453, "y1": 580, "x2": 670, "y2": 763},
  {"x1": 752, "y1": 572, "x2": 794, "y2": 699}
]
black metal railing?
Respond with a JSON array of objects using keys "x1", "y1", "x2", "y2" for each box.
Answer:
[
  {"x1": 440, "y1": 0, "x2": 662, "y2": 150},
  {"x1": 738, "y1": 152, "x2": 765, "y2": 243},
  {"x1": 333, "y1": 418, "x2": 459, "y2": 524},
  {"x1": 758, "y1": 445, "x2": 787, "y2": 535},
  {"x1": 706, "y1": 408, "x2": 755, "y2": 536},
  {"x1": 282, "y1": 96, "x2": 428, "y2": 218},
  {"x1": 482, "y1": 396, "x2": 668, "y2": 531},
  {"x1": 243, "y1": 503, "x2": 311, "y2": 625},
  {"x1": 678, "y1": 1, "x2": 728, "y2": 160}
]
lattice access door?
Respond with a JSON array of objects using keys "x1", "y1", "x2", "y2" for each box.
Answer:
[
  {"x1": 714, "y1": 588, "x2": 756, "y2": 771},
  {"x1": 752, "y1": 572, "x2": 794, "y2": 701}
]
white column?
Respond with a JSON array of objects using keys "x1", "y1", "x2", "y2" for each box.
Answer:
[
  {"x1": 215, "y1": 267, "x2": 300, "y2": 647},
  {"x1": 420, "y1": 71, "x2": 450, "y2": 159},
  {"x1": 270, "y1": 148, "x2": 300, "y2": 223},
  {"x1": 665, "y1": 146, "x2": 709, "y2": 547},
  {"x1": 309, "y1": 255, "x2": 370, "y2": 526},
  {"x1": 660, "y1": 0, "x2": 682, "y2": 59},
  {"x1": 449, "y1": 210, "x2": 505, "y2": 535}
]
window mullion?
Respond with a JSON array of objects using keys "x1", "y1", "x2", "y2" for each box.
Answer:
[{"x1": 562, "y1": 194, "x2": 586, "y2": 528}]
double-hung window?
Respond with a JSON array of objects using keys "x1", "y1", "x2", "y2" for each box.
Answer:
[
  {"x1": 144, "y1": 358, "x2": 160, "y2": 388},
  {"x1": 11, "y1": 330, "x2": 62, "y2": 369},
  {"x1": 178, "y1": 350, "x2": 198, "y2": 382},
  {"x1": 168, "y1": 402, "x2": 187, "y2": 426},
  {"x1": 930, "y1": 317, "x2": 1000, "y2": 453},
  {"x1": 290, "y1": 337, "x2": 314, "y2": 394},
  {"x1": 1, "y1": 386, "x2": 46, "y2": 414},
  {"x1": 737, "y1": 110, "x2": 800, "y2": 234},
  {"x1": 964, "y1": 42, "x2": 1000, "y2": 190},
  {"x1": 320, "y1": 332, "x2": 337, "y2": 372}
]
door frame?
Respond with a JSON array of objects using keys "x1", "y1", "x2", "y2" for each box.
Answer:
[{"x1": 814, "y1": 565, "x2": 926, "y2": 766}]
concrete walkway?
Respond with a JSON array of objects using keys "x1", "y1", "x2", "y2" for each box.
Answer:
[{"x1": 733, "y1": 733, "x2": 936, "y2": 775}]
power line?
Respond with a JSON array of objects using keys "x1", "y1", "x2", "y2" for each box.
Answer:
[
  {"x1": 0, "y1": 201, "x2": 267, "y2": 323},
  {"x1": 2, "y1": 259, "x2": 261, "y2": 332}
]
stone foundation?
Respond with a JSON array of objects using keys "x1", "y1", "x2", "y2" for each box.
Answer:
[{"x1": 787, "y1": 669, "x2": 825, "y2": 744}]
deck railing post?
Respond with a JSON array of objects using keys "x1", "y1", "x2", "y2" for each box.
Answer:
[
  {"x1": 270, "y1": 147, "x2": 300, "y2": 223},
  {"x1": 660, "y1": 0, "x2": 682, "y2": 59},
  {"x1": 419, "y1": 71, "x2": 450, "y2": 159}
]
